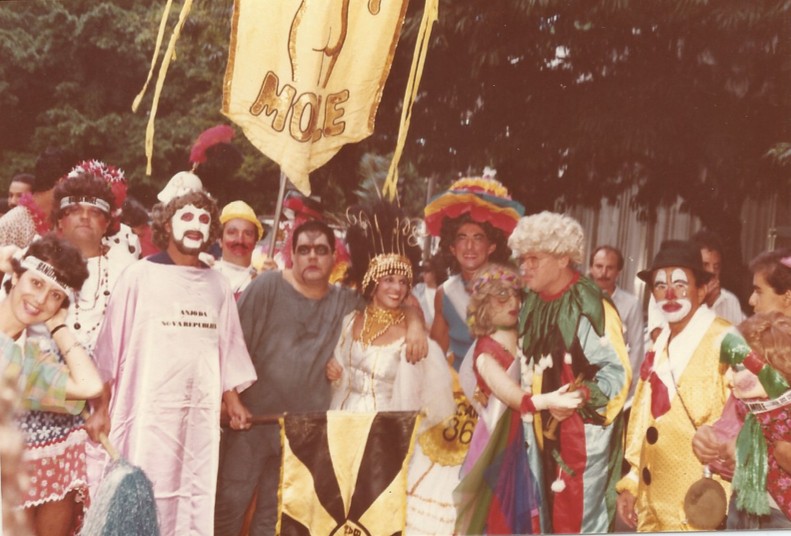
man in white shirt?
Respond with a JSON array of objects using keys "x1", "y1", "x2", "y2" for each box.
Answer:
[
  {"x1": 589, "y1": 245, "x2": 644, "y2": 401},
  {"x1": 692, "y1": 229, "x2": 745, "y2": 324}
]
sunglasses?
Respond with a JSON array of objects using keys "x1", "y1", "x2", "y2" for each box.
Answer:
[
  {"x1": 295, "y1": 244, "x2": 332, "y2": 256},
  {"x1": 492, "y1": 288, "x2": 520, "y2": 303}
]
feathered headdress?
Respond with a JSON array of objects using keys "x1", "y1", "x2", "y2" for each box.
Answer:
[
  {"x1": 66, "y1": 160, "x2": 127, "y2": 235},
  {"x1": 188, "y1": 125, "x2": 243, "y2": 197},
  {"x1": 345, "y1": 201, "x2": 421, "y2": 298}
]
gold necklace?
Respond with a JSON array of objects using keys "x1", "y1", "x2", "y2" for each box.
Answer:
[{"x1": 358, "y1": 305, "x2": 405, "y2": 347}]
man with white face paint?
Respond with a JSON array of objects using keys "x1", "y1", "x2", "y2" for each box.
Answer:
[
  {"x1": 616, "y1": 240, "x2": 733, "y2": 531},
  {"x1": 85, "y1": 184, "x2": 257, "y2": 536}
]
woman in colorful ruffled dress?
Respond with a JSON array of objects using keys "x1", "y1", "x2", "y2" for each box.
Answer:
[
  {"x1": 325, "y1": 202, "x2": 458, "y2": 535},
  {"x1": 0, "y1": 235, "x2": 103, "y2": 534}
]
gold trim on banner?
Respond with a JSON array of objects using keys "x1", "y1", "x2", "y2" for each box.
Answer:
[
  {"x1": 367, "y1": 0, "x2": 412, "y2": 132},
  {"x1": 222, "y1": 0, "x2": 243, "y2": 114}
]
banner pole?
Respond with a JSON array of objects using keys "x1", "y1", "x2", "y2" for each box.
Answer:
[{"x1": 268, "y1": 170, "x2": 288, "y2": 259}]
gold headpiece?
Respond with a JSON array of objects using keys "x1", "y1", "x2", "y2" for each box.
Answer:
[
  {"x1": 362, "y1": 253, "x2": 413, "y2": 291},
  {"x1": 346, "y1": 204, "x2": 420, "y2": 294}
]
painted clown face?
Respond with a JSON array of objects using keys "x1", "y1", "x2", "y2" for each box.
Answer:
[
  {"x1": 652, "y1": 266, "x2": 703, "y2": 325},
  {"x1": 171, "y1": 204, "x2": 211, "y2": 254}
]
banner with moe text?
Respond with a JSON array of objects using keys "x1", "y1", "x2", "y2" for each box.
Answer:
[{"x1": 223, "y1": 0, "x2": 410, "y2": 194}]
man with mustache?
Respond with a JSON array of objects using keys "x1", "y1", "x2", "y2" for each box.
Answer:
[
  {"x1": 589, "y1": 245, "x2": 644, "y2": 401},
  {"x1": 214, "y1": 200, "x2": 264, "y2": 300},
  {"x1": 616, "y1": 240, "x2": 732, "y2": 531}
]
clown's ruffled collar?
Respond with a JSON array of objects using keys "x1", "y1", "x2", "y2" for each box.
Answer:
[{"x1": 519, "y1": 273, "x2": 607, "y2": 360}]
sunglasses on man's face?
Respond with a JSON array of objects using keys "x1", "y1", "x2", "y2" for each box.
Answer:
[{"x1": 295, "y1": 244, "x2": 332, "y2": 256}]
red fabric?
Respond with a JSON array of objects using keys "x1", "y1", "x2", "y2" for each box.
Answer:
[
  {"x1": 472, "y1": 336, "x2": 515, "y2": 398},
  {"x1": 743, "y1": 351, "x2": 766, "y2": 376},
  {"x1": 755, "y1": 404, "x2": 791, "y2": 518},
  {"x1": 189, "y1": 125, "x2": 234, "y2": 164},
  {"x1": 539, "y1": 272, "x2": 580, "y2": 301},
  {"x1": 640, "y1": 351, "x2": 671, "y2": 418},
  {"x1": 136, "y1": 226, "x2": 160, "y2": 258},
  {"x1": 552, "y1": 360, "x2": 585, "y2": 533},
  {"x1": 520, "y1": 393, "x2": 537, "y2": 414},
  {"x1": 424, "y1": 202, "x2": 519, "y2": 236}
]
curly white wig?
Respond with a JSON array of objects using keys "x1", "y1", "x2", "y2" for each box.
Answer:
[{"x1": 507, "y1": 211, "x2": 585, "y2": 265}]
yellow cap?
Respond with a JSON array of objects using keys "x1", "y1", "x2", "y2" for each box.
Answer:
[{"x1": 220, "y1": 200, "x2": 264, "y2": 240}]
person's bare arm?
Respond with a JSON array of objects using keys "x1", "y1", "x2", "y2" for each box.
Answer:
[
  {"x1": 402, "y1": 301, "x2": 428, "y2": 363},
  {"x1": 46, "y1": 309, "x2": 103, "y2": 399},
  {"x1": 84, "y1": 382, "x2": 112, "y2": 443}
]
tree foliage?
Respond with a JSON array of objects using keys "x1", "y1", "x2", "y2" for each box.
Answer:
[
  {"x1": 382, "y1": 0, "x2": 791, "y2": 231},
  {"x1": 0, "y1": 0, "x2": 278, "y2": 210},
  {"x1": 1, "y1": 0, "x2": 789, "y2": 235}
]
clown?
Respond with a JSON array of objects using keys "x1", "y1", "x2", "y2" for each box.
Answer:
[
  {"x1": 617, "y1": 240, "x2": 732, "y2": 531},
  {"x1": 510, "y1": 211, "x2": 631, "y2": 533},
  {"x1": 85, "y1": 184, "x2": 256, "y2": 536}
]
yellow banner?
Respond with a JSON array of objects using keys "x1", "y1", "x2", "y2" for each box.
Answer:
[{"x1": 223, "y1": 0, "x2": 409, "y2": 194}]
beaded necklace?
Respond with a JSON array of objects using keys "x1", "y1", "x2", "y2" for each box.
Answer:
[
  {"x1": 73, "y1": 253, "x2": 111, "y2": 339},
  {"x1": 358, "y1": 305, "x2": 405, "y2": 347}
]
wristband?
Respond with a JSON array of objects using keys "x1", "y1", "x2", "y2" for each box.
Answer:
[
  {"x1": 520, "y1": 393, "x2": 537, "y2": 414},
  {"x1": 50, "y1": 324, "x2": 67, "y2": 336}
]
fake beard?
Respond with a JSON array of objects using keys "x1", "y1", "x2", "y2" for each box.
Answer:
[
  {"x1": 173, "y1": 235, "x2": 207, "y2": 255},
  {"x1": 656, "y1": 298, "x2": 692, "y2": 324}
]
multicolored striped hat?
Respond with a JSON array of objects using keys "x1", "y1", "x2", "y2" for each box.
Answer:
[{"x1": 423, "y1": 174, "x2": 525, "y2": 237}]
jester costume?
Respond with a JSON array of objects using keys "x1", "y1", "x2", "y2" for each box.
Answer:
[
  {"x1": 521, "y1": 273, "x2": 630, "y2": 533},
  {"x1": 617, "y1": 306, "x2": 732, "y2": 531}
]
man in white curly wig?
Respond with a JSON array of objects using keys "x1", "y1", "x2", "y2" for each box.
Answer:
[{"x1": 508, "y1": 211, "x2": 631, "y2": 533}]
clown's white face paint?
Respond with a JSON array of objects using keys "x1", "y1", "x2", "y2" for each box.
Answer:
[
  {"x1": 653, "y1": 267, "x2": 693, "y2": 324},
  {"x1": 172, "y1": 204, "x2": 211, "y2": 251}
]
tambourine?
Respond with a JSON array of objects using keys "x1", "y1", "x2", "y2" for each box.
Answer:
[{"x1": 683, "y1": 465, "x2": 727, "y2": 530}]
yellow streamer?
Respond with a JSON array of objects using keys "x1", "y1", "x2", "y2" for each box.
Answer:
[
  {"x1": 131, "y1": 0, "x2": 174, "y2": 113},
  {"x1": 382, "y1": 0, "x2": 439, "y2": 201},
  {"x1": 141, "y1": 0, "x2": 194, "y2": 176}
]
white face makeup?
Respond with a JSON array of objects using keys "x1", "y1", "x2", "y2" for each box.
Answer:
[
  {"x1": 172, "y1": 204, "x2": 211, "y2": 251},
  {"x1": 654, "y1": 267, "x2": 693, "y2": 323}
]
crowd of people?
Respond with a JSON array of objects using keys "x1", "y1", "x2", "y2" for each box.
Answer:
[{"x1": 0, "y1": 142, "x2": 790, "y2": 536}]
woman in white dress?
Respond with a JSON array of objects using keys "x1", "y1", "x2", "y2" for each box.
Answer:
[{"x1": 326, "y1": 202, "x2": 457, "y2": 535}]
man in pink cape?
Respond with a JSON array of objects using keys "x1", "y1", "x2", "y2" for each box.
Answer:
[{"x1": 86, "y1": 178, "x2": 256, "y2": 535}]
